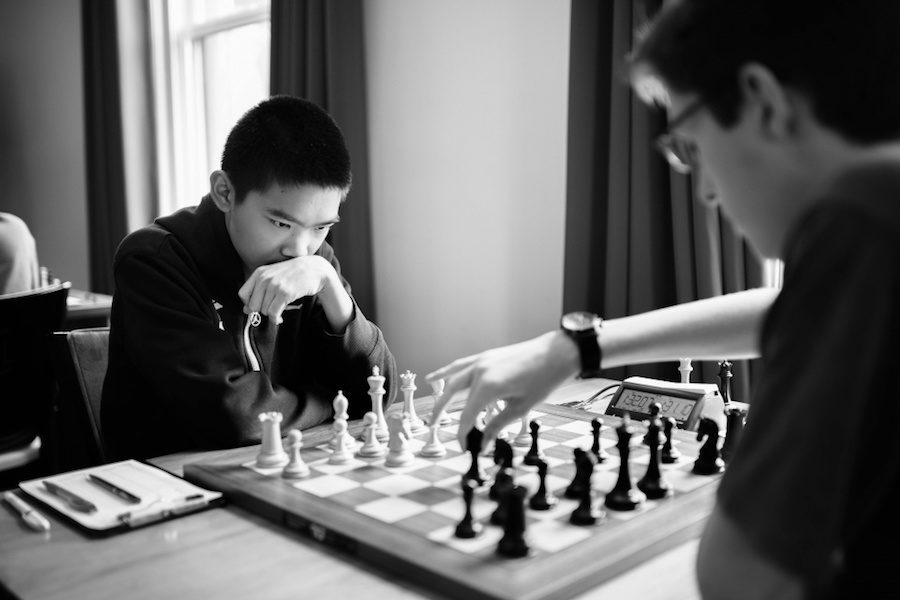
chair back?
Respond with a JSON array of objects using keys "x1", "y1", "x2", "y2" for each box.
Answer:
[
  {"x1": 52, "y1": 327, "x2": 110, "y2": 470},
  {"x1": 0, "y1": 282, "x2": 70, "y2": 453}
]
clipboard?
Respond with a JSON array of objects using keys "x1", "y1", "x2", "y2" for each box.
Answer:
[{"x1": 19, "y1": 459, "x2": 224, "y2": 537}]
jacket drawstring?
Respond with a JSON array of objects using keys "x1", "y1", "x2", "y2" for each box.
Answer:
[{"x1": 243, "y1": 311, "x2": 262, "y2": 372}]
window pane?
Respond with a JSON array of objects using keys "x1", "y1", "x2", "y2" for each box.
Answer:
[
  {"x1": 199, "y1": 22, "x2": 270, "y2": 197},
  {"x1": 188, "y1": 0, "x2": 269, "y2": 26}
]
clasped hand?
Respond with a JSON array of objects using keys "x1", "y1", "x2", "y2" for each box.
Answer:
[{"x1": 238, "y1": 256, "x2": 336, "y2": 325}]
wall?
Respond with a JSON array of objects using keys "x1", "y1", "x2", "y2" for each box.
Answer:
[
  {"x1": 365, "y1": 0, "x2": 571, "y2": 380},
  {"x1": 0, "y1": 0, "x2": 89, "y2": 289}
]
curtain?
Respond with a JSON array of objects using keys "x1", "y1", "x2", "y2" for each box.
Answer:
[
  {"x1": 563, "y1": 0, "x2": 763, "y2": 401},
  {"x1": 81, "y1": 0, "x2": 155, "y2": 295},
  {"x1": 270, "y1": 0, "x2": 378, "y2": 320}
]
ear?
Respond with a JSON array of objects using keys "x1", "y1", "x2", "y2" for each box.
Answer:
[
  {"x1": 737, "y1": 63, "x2": 795, "y2": 140},
  {"x1": 209, "y1": 171, "x2": 235, "y2": 213}
]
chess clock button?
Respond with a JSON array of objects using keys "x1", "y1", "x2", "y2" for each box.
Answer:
[{"x1": 560, "y1": 311, "x2": 603, "y2": 379}]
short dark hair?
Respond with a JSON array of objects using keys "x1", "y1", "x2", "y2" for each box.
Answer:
[
  {"x1": 221, "y1": 95, "x2": 352, "y2": 202},
  {"x1": 629, "y1": 0, "x2": 900, "y2": 144}
]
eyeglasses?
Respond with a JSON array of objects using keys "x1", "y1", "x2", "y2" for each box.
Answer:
[{"x1": 654, "y1": 96, "x2": 705, "y2": 174}]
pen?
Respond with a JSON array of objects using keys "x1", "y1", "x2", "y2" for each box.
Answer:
[
  {"x1": 88, "y1": 474, "x2": 141, "y2": 504},
  {"x1": 117, "y1": 495, "x2": 209, "y2": 527},
  {"x1": 3, "y1": 491, "x2": 51, "y2": 532},
  {"x1": 43, "y1": 480, "x2": 98, "y2": 513}
]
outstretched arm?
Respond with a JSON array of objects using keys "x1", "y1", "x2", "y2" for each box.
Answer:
[{"x1": 427, "y1": 288, "x2": 778, "y2": 446}]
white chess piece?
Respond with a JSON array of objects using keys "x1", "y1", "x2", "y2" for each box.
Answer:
[
  {"x1": 429, "y1": 378, "x2": 452, "y2": 425},
  {"x1": 333, "y1": 389, "x2": 349, "y2": 421},
  {"x1": 679, "y1": 358, "x2": 693, "y2": 383},
  {"x1": 384, "y1": 412, "x2": 414, "y2": 467},
  {"x1": 513, "y1": 413, "x2": 532, "y2": 447},
  {"x1": 367, "y1": 366, "x2": 389, "y2": 442},
  {"x1": 357, "y1": 412, "x2": 387, "y2": 458},
  {"x1": 419, "y1": 424, "x2": 446, "y2": 458},
  {"x1": 256, "y1": 411, "x2": 289, "y2": 468},
  {"x1": 328, "y1": 419, "x2": 353, "y2": 464},
  {"x1": 282, "y1": 429, "x2": 310, "y2": 479},
  {"x1": 400, "y1": 370, "x2": 427, "y2": 434}
]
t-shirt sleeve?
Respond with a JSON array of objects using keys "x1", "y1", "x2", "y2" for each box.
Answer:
[{"x1": 716, "y1": 203, "x2": 900, "y2": 587}]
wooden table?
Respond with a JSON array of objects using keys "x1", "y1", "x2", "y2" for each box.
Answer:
[{"x1": 0, "y1": 379, "x2": 702, "y2": 600}]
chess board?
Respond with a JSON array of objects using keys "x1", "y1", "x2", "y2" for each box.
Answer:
[{"x1": 183, "y1": 401, "x2": 722, "y2": 600}]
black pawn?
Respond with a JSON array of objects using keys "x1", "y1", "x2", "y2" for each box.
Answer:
[
  {"x1": 637, "y1": 418, "x2": 672, "y2": 500},
  {"x1": 642, "y1": 402, "x2": 662, "y2": 445},
  {"x1": 490, "y1": 468, "x2": 515, "y2": 524},
  {"x1": 455, "y1": 477, "x2": 482, "y2": 538},
  {"x1": 590, "y1": 418, "x2": 609, "y2": 462},
  {"x1": 464, "y1": 427, "x2": 487, "y2": 486},
  {"x1": 604, "y1": 417, "x2": 646, "y2": 511},
  {"x1": 692, "y1": 417, "x2": 724, "y2": 475},
  {"x1": 717, "y1": 359, "x2": 733, "y2": 405},
  {"x1": 490, "y1": 438, "x2": 515, "y2": 500},
  {"x1": 523, "y1": 420, "x2": 545, "y2": 466},
  {"x1": 660, "y1": 417, "x2": 681, "y2": 464},
  {"x1": 569, "y1": 452, "x2": 603, "y2": 525},
  {"x1": 529, "y1": 459, "x2": 557, "y2": 511},
  {"x1": 496, "y1": 486, "x2": 529, "y2": 558},
  {"x1": 721, "y1": 406, "x2": 747, "y2": 464},
  {"x1": 565, "y1": 448, "x2": 594, "y2": 499}
]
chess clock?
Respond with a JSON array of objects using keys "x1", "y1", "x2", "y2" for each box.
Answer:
[{"x1": 605, "y1": 376, "x2": 723, "y2": 431}]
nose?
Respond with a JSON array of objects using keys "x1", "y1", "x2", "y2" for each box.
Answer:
[{"x1": 281, "y1": 230, "x2": 311, "y2": 258}]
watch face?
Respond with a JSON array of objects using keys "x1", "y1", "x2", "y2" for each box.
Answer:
[{"x1": 562, "y1": 311, "x2": 597, "y2": 332}]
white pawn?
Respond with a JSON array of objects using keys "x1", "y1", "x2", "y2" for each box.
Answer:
[
  {"x1": 419, "y1": 424, "x2": 446, "y2": 458},
  {"x1": 513, "y1": 413, "x2": 532, "y2": 447},
  {"x1": 333, "y1": 389, "x2": 349, "y2": 421},
  {"x1": 400, "y1": 371, "x2": 427, "y2": 434},
  {"x1": 328, "y1": 419, "x2": 353, "y2": 464},
  {"x1": 385, "y1": 412, "x2": 415, "y2": 467},
  {"x1": 357, "y1": 412, "x2": 387, "y2": 458},
  {"x1": 367, "y1": 366, "x2": 390, "y2": 442},
  {"x1": 429, "y1": 378, "x2": 452, "y2": 425},
  {"x1": 282, "y1": 429, "x2": 310, "y2": 479},
  {"x1": 256, "y1": 411, "x2": 289, "y2": 468},
  {"x1": 679, "y1": 358, "x2": 693, "y2": 383}
]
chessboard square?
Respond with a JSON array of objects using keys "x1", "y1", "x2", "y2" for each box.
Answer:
[
  {"x1": 555, "y1": 420, "x2": 594, "y2": 436},
  {"x1": 544, "y1": 445, "x2": 578, "y2": 461},
  {"x1": 430, "y1": 496, "x2": 495, "y2": 522},
  {"x1": 314, "y1": 457, "x2": 367, "y2": 474},
  {"x1": 529, "y1": 519, "x2": 594, "y2": 553},
  {"x1": 558, "y1": 436, "x2": 610, "y2": 450},
  {"x1": 356, "y1": 496, "x2": 427, "y2": 523},
  {"x1": 591, "y1": 470, "x2": 620, "y2": 493},
  {"x1": 337, "y1": 464, "x2": 391, "y2": 484},
  {"x1": 534, "y1": 413, "x2": 574, "y2": 428},
  {"x1": 363, "y1": 473, "x2": 430, "y2": 496},
  {"x1": 430, "y1": 524, "x2": 501, "y2": 554},
  {"x1": 409, "y1": 464, "x2": 461, "y2": 483},
  {"x1": 407, "y1": 438, "x2": 426, "y2": 453},
  {"x1": 434, "y1": 453, "x2": 474, "y2": 475},
  {"x1": 541, "y1": 428, "x2": 585, "y2": 444},
  {"x1": 664, "y1": 470, "x2": 715, "y2": 493},
  {"x1": 327, "y1": 486, "x2": 388, "y2": 508},
  {"x1": 394, "y1": 509, "x2": 458, "y2": 536},
  {"x1": 241, "y1": 460, "x2": 283, "y2": 477},
  {"x1": 301, "y1": 447, "x2": 332, "y2": 463},
  {"x1": 401, "y1": 485, "x2": 459, "y2": 506},
  {"x1": 442, "y1": 440, "x2": 463, "y2": 453},
  {"x1": 291, "y1": 474, "x2": 361, "y2": 497}
]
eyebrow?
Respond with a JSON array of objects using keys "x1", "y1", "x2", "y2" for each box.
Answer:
[{"x1": 267, "y1": 208, "x2": 340, "y2": 228}]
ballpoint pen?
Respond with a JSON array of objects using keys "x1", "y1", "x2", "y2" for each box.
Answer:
[
  {"x1": 88, "y1": 473, "x2": 142, "y2": 504},
  {"x1": 3, "y1": 491, "x2": 51, "y2": 532},
  {"x1": 43, "y1": 480, "x2": 98, "y2": 513}
]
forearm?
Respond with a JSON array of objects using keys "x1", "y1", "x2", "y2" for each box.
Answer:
[
  {"x1": 318, "y1": 273, "x2": 355, "y2": 333},
  {"x1": 600, "y1": 288, "x2": 777, "y2": 368}
]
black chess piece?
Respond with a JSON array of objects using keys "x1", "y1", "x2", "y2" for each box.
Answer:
[
  {"x1": 564, "y1": 448, "x2": 595, "y2": 499},
  {"x1": 528, "y1": 459, "x2": 557, "y2": 511},
  {"x1": 490, "y1": 468, "x2": 514, "y2": 524},
  {"x1": 721, "y1": 406, "x2": 747, "y2": 463},
  {"x1": 463, "y1": 427, "x2": 487, "y2": 485},
  {"x1": 496, "y1": 486, "x2": 529, "y2": 558},
  {"x1": 590, "y1": 418, "x2": 609, "y2": 462},
  {"x1": 717, "y1": 359, "x2": 734, "y2": 405},
  {"x1": 661, "y1": 417, "x2": 681, "y2": 464},
  {"x1": 604, "y1": 416, "x2": 646, "y2": 511},
  {"x1": 523, "y1": 420, "x2": 545, "y2": 466},
  {"x1": 642, "y1": 402, "x2": 662, "y2": 445},
  {"x1": 569, "y1": 451, "x2": 603, "y2": 525},
  {"x1": 637, "y1": 417, "x2": 673, "y2": 500},
  {"x1": 455, "y1": 477, "x2": 482, "y2": 538},
  {"x1": 692, "y1": 417, "x2": 725, "y2": 475}
]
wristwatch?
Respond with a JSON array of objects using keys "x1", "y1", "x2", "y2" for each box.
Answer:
[{"x1": 560, "y1": 311, "x2": 603, "y2": 379}]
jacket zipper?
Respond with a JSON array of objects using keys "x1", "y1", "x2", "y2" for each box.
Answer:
[{"x1": 243, "y1": 312, "x2": 262, "y2": 372}]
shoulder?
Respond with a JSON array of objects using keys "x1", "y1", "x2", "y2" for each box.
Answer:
[{"x1": 0, "y1": 213, "x2": 35, "y2": 251}]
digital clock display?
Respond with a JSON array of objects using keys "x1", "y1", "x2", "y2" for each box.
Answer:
[{"x1": 605, "y1": 382, "x2": 706, "y2": 430}]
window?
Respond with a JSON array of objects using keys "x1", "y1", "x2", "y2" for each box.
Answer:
[{"x1": 150, "y1": 0, "x2": 271, "y2": 215}]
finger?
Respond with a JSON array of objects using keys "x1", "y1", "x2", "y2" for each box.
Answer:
[
  {"x1": 483, "y1": 399, "x2": 532, "y2": 442},
  {"x1": 432, "y1": 367, "x2": 473, "y2": 420},
  {"x1": 426, "y1": 354, "x2": 480, "y2": 382},
  {"x1": 263, "y1": 288, "x2": 288, "y2": 325},
  {"x1": 238, "y1": 271, "x2": 259, "y2": 311},
  {"x1": 455, "y1": 377, "x2": 496, "y2": 450}
]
